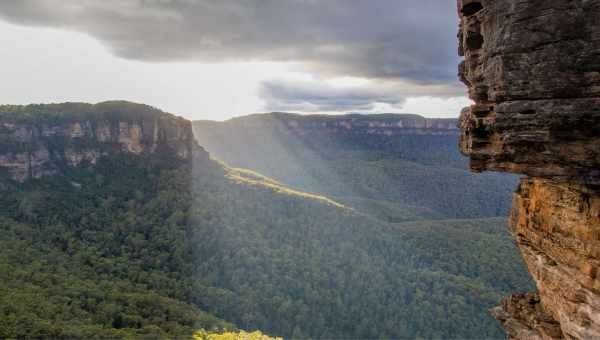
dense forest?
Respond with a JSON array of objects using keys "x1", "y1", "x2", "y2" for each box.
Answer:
[
  {"x1": 193, "y1": 113, "x2": 519, "y2": 223},
  {"x1": 0, "y1": 145, "x2": 533, "y2": 338}
]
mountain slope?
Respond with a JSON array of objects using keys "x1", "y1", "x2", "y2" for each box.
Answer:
[{"x1": 193, "y1": 112, "x2": 519, "y2": 222}]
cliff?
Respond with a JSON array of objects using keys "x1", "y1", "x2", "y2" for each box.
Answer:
[
  {"x1": 0, "y1": 101, "x2": 205, "y2": 181},
  {"x1": 457, "y1": 0, "x2": 600, "y2": 339},
  {"x1": 197, "y1": 112, "x2": 459, "y2": 137}
]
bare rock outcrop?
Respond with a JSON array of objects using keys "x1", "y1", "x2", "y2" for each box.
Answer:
[
  {"x1": 457, "y1": 0, "x2": 600, "y2": 338},
  {"x1": 0, "y1": 101, "x2": 205, "y2": 181}
]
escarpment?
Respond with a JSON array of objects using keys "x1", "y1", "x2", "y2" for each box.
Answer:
[
  {"x1": 198, "y1": 112, "x2": 459, "y2": 137},
  {"x1": 457, "y1": 0, "x2": 600, "y2": 339},
  {"x1": 0, "y1": 101, "x2": 206, "y2": 181}
]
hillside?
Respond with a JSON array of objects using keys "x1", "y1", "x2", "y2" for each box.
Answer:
[
  {"x1": 193, "y1": 112, "x2": 519, "y2": 222},
  {"x1": 0, "y1": 102, "x2": 534, "y2": 339}
]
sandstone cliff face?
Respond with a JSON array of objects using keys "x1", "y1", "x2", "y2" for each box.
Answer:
[
  {"x1": 457, "y1": 0, "x2": 600, "y2": 339},
  {"x1": 0, "y1": 101, "x2": 203, "y2": 181}
]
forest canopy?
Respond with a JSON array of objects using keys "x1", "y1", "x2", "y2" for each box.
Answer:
[{"x1": 0, "y1": 148, "x2": 533, "y2": 339}]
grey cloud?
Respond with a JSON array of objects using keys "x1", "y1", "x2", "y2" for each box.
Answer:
[
  {"x1": 259, "y1": 79, "x2": 406, "y2": 112},
  {"x1": 0, "y1": 0, "x2": 461, "y2": 85},
  {"x1": 258, "y1": 78, "x2": 464, "y2": 112}
]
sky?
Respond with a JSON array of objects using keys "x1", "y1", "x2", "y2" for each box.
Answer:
[{"x1": 0, "y1": 1, "x2": 470, "y2": 121}]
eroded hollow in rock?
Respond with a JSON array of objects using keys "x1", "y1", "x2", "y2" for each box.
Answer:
[
  {"x1": 462, "y1": 2, "x2": 483, "y2": 16},
  {"x1": 472, "y1": 126, "x2": 491, "y2": 139},
  {"x1": 521, "y1": 109, "x2": 536, "y2": 115},
  {"x1": 466, "y1": 31, "x2": 484, "y2": 50},
  {"x1": 473, "y1": 106, "x2": 493, "y2": 118}
]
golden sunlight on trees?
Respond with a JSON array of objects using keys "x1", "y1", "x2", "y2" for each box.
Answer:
[{"x1": 194, "y1": 330, "x2": 282, "y2": 340}]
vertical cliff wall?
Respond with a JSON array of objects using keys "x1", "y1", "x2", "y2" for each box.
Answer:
[
  {"x1": 457, "y1": 0, "x2": 600, "y2": 338},
  {"x1": 0, "y1": 101, "x2": 205, "y2": 181}
]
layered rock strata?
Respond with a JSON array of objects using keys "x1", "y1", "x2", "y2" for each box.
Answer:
[
  {"x1": 0, "y1": 101, "x2": 204, "y2": 181},
  {"x1": 457, "y1": 0, "x2": 600, "y2": 338}
]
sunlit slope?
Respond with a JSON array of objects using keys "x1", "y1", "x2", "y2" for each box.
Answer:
[
  {"x1": 221, "y1": 161, "x2": 346, "y2": 209},
  {"x1": 195, "y1": 330, "x2": 282, "y2": 340},
  {"x1": 193, "y1": 113, "x2": 519, "y2": 222}
]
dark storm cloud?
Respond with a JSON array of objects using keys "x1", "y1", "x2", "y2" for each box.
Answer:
[
  {"x1": 0, "y1": 0, "x2": 463, "y2": 112},
  {"x1": 0, "y1": 0, "x2": 459, "y2": 83}
]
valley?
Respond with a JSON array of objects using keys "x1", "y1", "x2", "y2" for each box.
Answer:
[
  {"x1": 0, "y1": 102, "x2": 534, "y2": 339},
  {"x1": 192, "y1": 112, "x2": 519, "y2": 222}
]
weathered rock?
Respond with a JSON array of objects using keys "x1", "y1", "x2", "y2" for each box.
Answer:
[
  {"x1": 457, "y1": 0, "x2": 600, "y2": 338},
  {"x1": 458, "y1": 0, "x2": 600, "y2": 183},
  {"x1": 491, "y1": 292, "x2": 563, "y2": 340},
  {"x1": 459, "y1": 99, "x2": 600, "y2": 183},
  {"x1": 0, "y1": 101, "x2": 206, "y2": 181},
  {"x1": 510, "y1": 179, "x2": 600, "y2": 339}
]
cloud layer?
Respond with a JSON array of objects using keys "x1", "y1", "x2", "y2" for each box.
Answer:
[
  {"x1": 259, "y1": 78, "x2": 464, "y2": 112},
  {"x1": 0, "y1": 0, "x2": 463, "y2": 113}
]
